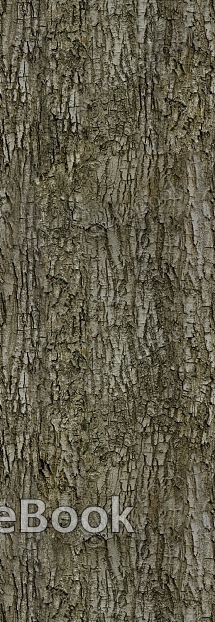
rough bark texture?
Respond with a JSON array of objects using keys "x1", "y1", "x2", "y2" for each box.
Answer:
[{"x1": 0, "y1": 1, "x2": 215, "y2": 620}]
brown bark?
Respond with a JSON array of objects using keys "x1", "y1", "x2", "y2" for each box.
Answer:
[{"x1": 0, "y1": 1, "x2": 215, "y2": 620}]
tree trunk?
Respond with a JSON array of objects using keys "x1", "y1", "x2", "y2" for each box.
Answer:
[{"x1": 0, "y1": 1, "x2": 215, "y2": 620}]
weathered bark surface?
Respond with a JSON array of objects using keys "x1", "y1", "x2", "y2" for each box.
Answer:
[{"x1": 0, "y1": 1, "x2": 215, "y2": 620}]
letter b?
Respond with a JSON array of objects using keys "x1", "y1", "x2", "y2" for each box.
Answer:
[{"x1": 21, "y1": 499, "x2": 47, "y2": 533}]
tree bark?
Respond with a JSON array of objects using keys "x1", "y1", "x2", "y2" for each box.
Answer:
[{"x1": 0, "y1": 1, "x2": 215, "y2": 620}]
